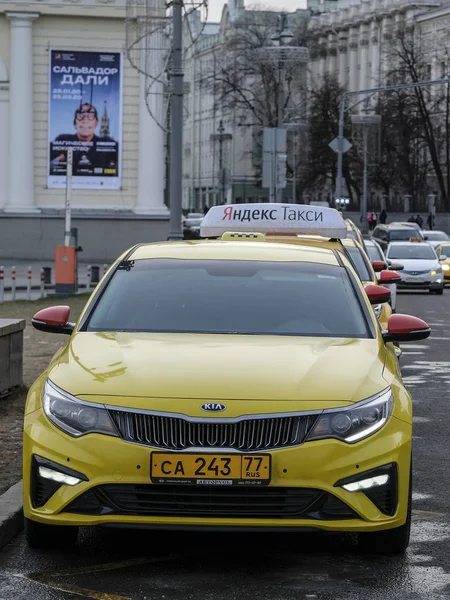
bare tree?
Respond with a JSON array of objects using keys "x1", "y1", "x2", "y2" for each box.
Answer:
[
  {"x1": 371, "y1": 88, "x2": 432, "y2": 209},
  {"x1": 304, "y1": 74, "x2": 363, "y2": 205},
  {"x1": 389, "y1": 27, "x2": 450, "y2": 210},
  {"x1": 204, "y1": 9, "x2": 309, "y2": 185}
]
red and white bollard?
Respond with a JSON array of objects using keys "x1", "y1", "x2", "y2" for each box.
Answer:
[
  {"x1": 11, "y1": 266, "x2": 16, "y2": 301},
  {"x1": 40, "y1": 268, "x2": 45, "y2": 299},
  {"x1": 27, "y1": 266, "x2": 32, "y2": 301},
  {"x1": 0, "y1": 266, "x2": 4, "y2": 303},
  {"x1": 87, "y1": 265, "x2": 92, "y2": 290}
]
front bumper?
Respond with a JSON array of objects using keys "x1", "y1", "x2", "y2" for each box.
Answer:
[
  {"x1": 23, "y1": 409, "x2": 412, "y2": 533},
  {"x1": 397, "y1": 273, "x2": 443, "y2": 290}
]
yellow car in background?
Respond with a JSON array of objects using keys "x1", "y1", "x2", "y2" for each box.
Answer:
[
  {"x1": 436, "y1": 242, "x2": 450, "y2": 285},
  {"x1": 341, "y1": 239, "x2": 400, "y2": 330},
  {"x1": 24, "y1": 204, "x2": 430, "y2": 556},
  {"x1": 264, "y1": 234, "x2": 399, "y2": 330},
  {"x1": 345, "y1": 219, "x2": 366, "y2": 249}
]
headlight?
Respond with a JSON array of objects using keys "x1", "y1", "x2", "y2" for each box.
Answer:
[
  {"x1": 306, "y1": 388, "x2": 393, "y2": 444},
  {"x1": 43, "y1": 380, "x2": 119, "y2": 438},
  {"x1": 431, "y1": 268, "x2": 442, "y2": 275},
  {"x1": 372, "y1": 303, "x2": 382, "y2": 318},
  {"x1": 443, "y1": 264, "x2": 450, "y2": 271}
]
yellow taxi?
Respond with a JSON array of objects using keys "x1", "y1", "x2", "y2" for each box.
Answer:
[
  {"x1": 24, "y1": 204, "x2": 430, "y2": 555},
  {"x1": 435, "y1": 242, "x2": 450, "y2": 284},
  {"x1": 341, "y1": 238, "x2": 397, "y2": 330},
  {"x1": 264, "y1": 234, "x2": 399, "y2": 330},
  {"x1": 344, "y1": 218, "x2": 365, "y2": 248}
]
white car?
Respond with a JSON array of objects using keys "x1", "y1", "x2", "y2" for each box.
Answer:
[
  {"x1": 421, "y1": 230, "x2": 450, "y2": 249},
  {"x1": 390, "y1": 222, "x2": 423, "y2": 233},
  {"x1": 385, "y1": 242, "x2": 445, "y2": 295}
]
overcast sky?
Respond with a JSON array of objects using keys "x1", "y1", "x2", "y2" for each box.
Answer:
[{"x1": 207, "y1": 0, "x2": 307, "y2": 21}]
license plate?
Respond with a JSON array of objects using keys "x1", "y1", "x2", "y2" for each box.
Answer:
[
  {"x1": 150, "y1": 452, "x2": 271, "y2": 486},
  {"x1": 405, "y1": 277, "x2": 423, "y2": 283}
]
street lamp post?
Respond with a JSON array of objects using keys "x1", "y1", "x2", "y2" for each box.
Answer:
[
  {"x1": 270, "y1": 14, "x2": 294, "y2": 203},
  {"x1": 350, "y1": 99, "x2": 382, "y2": 233},
  {"x1": 210, "y1": 119, "x2": 232, "y2": 205},
  {"x1": 167, "y1": 0, "x2": 184, "y2": 240}
]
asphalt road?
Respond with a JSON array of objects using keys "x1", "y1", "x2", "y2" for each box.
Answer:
[{"x1": 1, "y1": 289, "x2": 449, "y2": 600}]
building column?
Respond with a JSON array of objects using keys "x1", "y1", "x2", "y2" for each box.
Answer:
[
  {"x1": 135, "y1": 14, "x2": 169, "y2": 216},
  {"x1": 0, "y1": 60, "x2": 8, "y2": 210},
  {"x1": 380, "y1": 16, "x2": 392, "y2": 83},
  {"x1": 338, "y1": 32, "x2": 348, "y2": 88},
  {"x1": 327, "y1": 33, "x2": 338, "y2": 75},
  {"x1": 4, "y1": 12, "x2": 39, "y2": 213},
  {"x1": 370, "y1": 20, "x2": 380, "y2": 87},
  {"x1": 359, "y1": 24, "x2": 370, "y2": 94},
  {"x1": 348, "y1": 26, "x2": 359, "y2": 91}
]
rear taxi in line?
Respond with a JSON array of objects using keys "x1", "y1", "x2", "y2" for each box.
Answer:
[
  {"x1": 435, "y1": 242, "x2": 450, "y2": 285},
  {"x1": 24, "y1": 204, "x2": 430, "y2": 554}
]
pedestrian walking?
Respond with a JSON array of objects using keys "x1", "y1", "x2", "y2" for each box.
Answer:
[
  {"x1": 415, "y1": 214, "x2": 423, "y2": 228},
  {"x1": 379, "y1": 209, "x2": 387, "y2": 224},
  {"x1": 373, "y1": 213, "x2": 378, "y2": 228},
  {"x1": 427, "y1": 212, "x2": 434, "y2": 230},
  {"x1": 367, "y1": 212, "x2": 373, "y2": 230}
]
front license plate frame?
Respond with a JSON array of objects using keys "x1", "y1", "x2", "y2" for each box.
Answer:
[
  {"x1": 404, "y1": 277, "x2": 424, "y2": 283},
  {"x1": 150, "y1": 452, "x2": 271, "y2": 486}
]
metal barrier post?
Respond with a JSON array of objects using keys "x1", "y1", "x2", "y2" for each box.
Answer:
[
  {"x1": 27, "y1": 266, "x2": 32, "y2": 301},
  {"x1": 87, "y1": 265, "x2": 92, "y2": 290},
  {"x1": 11, "y1": 266, "x2": 16, "y2": 301},
  {"x1": 40, "y1": 268, "x2": 45, "y2": 299},
  {"x1": 0, "y1": 267, "x2": 4, "y2": 303}
]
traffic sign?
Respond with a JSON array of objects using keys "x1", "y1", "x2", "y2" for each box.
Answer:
[{"x1": 329, "y1": 137, "x2": 352, "y2": 154}]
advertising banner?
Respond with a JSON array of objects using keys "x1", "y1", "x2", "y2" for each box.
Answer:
[{"x1": 48, "y1": 50, "x2": 123, "y2": 190}]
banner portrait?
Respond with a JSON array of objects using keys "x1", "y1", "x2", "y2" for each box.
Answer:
[{"x1": 48, "y1": 50, "x2": 123, "y2": 190}]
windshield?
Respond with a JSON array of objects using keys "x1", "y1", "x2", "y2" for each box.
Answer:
[
  {"x1": 426, "y1": 231, "x2": 449, "y2": 241},
  {"x1": 390, "y1": 229, "x2": 424, "y2": 241},
  {"x1": 346, "y1": 247, "x2": 372, "y2": 281},
  {"x1": 86, "y1": 259, "x2": 370, "y2": 338},
  {"x1": 387, "y1": 245, "x2": 437, "y2": 260},
  {"x1": 366, "y1": 244, "x2": 383, "y2": 262}
]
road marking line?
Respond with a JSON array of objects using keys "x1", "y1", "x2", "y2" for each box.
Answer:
[
  {"x1": 24, "y1": 555, "x2": 181, "y2": 600},
  {"x1": 28, "y1": 554, "x2": 180, "y2": 579},
  {"x1": 412, "y1": 509, "x2": 447, "y2": 521}
]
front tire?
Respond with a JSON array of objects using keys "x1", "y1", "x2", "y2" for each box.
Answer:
[
  {"x1": 358, "y1": 464, "x2": 412, "y2": 555},
  {"x1": 25, "y1": 516, "x2": 79, "y2": 549}
]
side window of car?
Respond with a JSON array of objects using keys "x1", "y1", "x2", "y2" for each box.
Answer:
[
  {"x1": 373, "y1": 227, "x2": 380, "y2": 238},
  {"x1": 378, "y1": 229, "x2": 387, "y2": 241}
]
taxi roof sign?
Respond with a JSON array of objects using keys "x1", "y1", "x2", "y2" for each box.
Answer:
[{"x1": 200, "y1": 203, "x2": 347, "y2": 239}]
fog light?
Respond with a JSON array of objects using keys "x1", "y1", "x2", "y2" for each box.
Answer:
[
  {"x1": 39, "y1": 466, "x2": 81, "y2": 486},
  {"x1": 342, "y1": 474, "x2": 389, "y2": 492},
  {"x1": 436, "y1": 279, "x2": 442, "y2": 283}
]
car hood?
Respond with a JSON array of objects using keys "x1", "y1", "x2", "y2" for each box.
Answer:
[
  {"x1": 48, "y1": 333, "x2": 388, "y2": 408},
  {"x1": 391, "y1": 258, "x2": 438, "y2": 271}
]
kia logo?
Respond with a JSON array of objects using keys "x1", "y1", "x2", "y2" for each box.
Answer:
[{"x1": 201, "y1": 403, "x2": 227, "y2": 412}]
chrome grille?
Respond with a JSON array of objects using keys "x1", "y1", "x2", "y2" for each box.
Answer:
[
  {"x1": 402, "y1": 269, "x2": 430, "y2": 276},
  {"x1": 108, "y1": 410, "x2": 319, "y2": 452}
]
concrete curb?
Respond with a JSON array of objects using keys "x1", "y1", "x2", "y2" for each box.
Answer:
[{"x1": 0, "y1": 480, "x2": 23, "y2": 549}]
